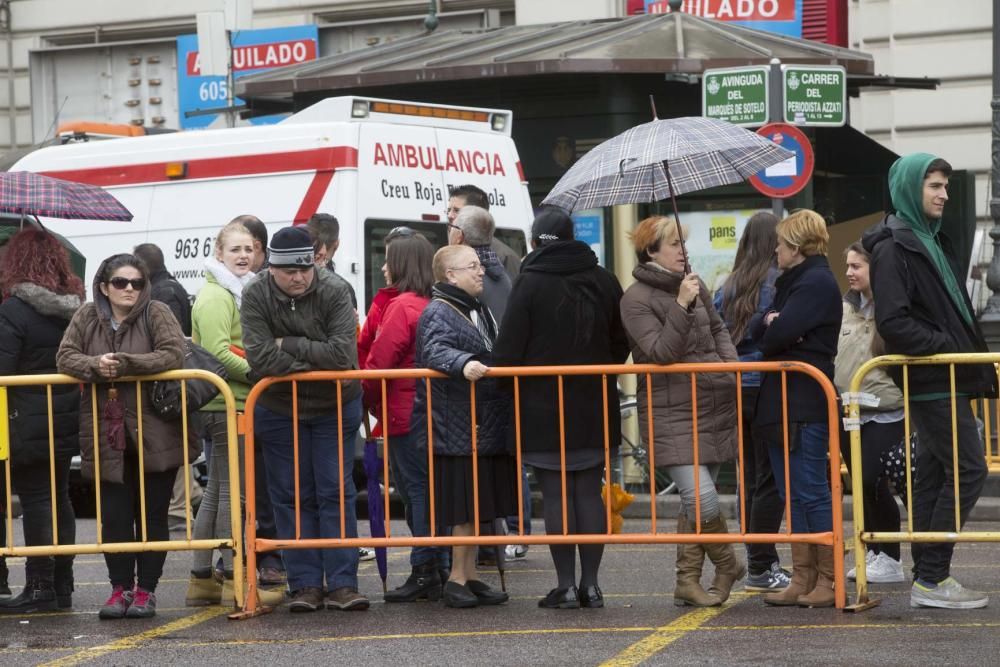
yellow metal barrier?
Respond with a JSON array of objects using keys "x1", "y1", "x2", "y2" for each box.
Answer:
[
  {"x1": 0, "y1": 369, "x2": 244, "y2": 608},
  {"x1": 234, "y1": 361, "x2": 846, "y2": 617},
  {"x1": 845, "y1": 353, "x2": 1000, "y2": 612}
]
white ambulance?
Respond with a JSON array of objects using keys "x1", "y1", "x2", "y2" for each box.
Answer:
[{"x1": 10, "y1": 97, "x2": 533, "y2": 308}]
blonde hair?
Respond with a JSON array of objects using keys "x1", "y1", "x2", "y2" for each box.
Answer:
[
  {"x1": 629, "y1": 216, "x2": 689, "y2": 263},
  {"x1": 432, "y1": 245, "x2": 475, "y2": 282},
  {"x1": 214, "y1": 221, "x2": 253, "y2": 258},
  {"x1": 776, "y1": 210, "x2": 828, "y2": 257}
]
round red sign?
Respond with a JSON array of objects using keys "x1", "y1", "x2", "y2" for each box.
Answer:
[{"x1": 748, "y1": 122, "x2": 814, "y2": 199}]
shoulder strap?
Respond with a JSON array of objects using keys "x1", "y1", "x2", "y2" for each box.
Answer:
[{"x1": 433, "y1": 297, "x2": 475, "y2": 327}]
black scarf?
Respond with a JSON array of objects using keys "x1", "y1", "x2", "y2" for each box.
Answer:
[{"x1": 432, "y1": 282, "x2": 498, "y2": 351}]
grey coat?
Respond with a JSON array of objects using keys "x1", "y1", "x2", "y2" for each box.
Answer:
[{"x1": 620, "y1": 263, "x2": 738, "y2": 467}]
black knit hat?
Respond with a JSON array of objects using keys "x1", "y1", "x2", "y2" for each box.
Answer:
[
  {"x1": 531, "y1": 208, "x2": 575, "y2": 246},
  {"x1": 268, "y1": 226, "x2": 315, "y2": 267}
]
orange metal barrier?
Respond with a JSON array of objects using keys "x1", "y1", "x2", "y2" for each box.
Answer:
[
  {"x1": 0, "y1": 370, "x2": 244, "y2": 607},
  {"x1": 235, "y1": 361, "x2": 845, "y2": 617}
]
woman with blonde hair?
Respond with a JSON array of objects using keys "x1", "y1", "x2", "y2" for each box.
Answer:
[
  {"x1": 751, "y1": 209, "x2": 842, "y2": 608},
  {"x1": 185, "y1": 220, "x2": 283, "y2": 608},
  {"x1": 620, "y1": 215, "x2": 744, "y2": 608}
]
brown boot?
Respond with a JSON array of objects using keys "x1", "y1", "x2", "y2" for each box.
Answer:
[
  {"x1": 674, "y1": 513, "x2": 721, "y2": 607},
  {"x1": 797, "y1": 545, "x2": 836, "y2": 608},
  {"x1": 764, "y1": 543, "x2": 816, "y2": 606},
  {"x1": 701, "y1": 515, "x2": 747, "y2": 604}
]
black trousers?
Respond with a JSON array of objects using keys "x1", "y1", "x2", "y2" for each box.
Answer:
[
  {"x1": 908, "y1": 400, "x2": 986, "y2": 584},
  {"x1": 839, "y1": 419, "x2": 903, "y2": 561},
  {"x1": 99, "y1": 455, "x2": 177, "y2": 591},
  {"x1": 740, "y1": 387, "x2": 783, "y2": 574},
  {"x1": 11, "y1": 457, "x2": 76, "y2": 584}
]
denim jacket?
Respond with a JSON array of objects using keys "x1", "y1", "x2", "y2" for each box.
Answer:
[{"x1": 713, "y1": 266, "x2": 779, "y2": 387}]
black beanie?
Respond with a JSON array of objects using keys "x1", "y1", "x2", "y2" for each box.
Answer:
[
  {"x1": 531, "y1": 208, "x2": 575, "y2": 246},
  {"x1": 268, "y1": 226, "x2": 315, "y2": 267}
]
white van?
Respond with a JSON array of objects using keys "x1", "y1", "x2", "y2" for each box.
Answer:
[{"x1": 11, "y1": 97, "x2": 533, "y2": 307}]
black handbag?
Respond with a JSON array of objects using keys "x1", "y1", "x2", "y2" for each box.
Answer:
[{"x1": 143, "y1": 305, "x2": 228, "y2": 419}]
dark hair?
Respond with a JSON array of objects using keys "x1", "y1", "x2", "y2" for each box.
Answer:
[
  {"x1": 721, "y1": 211, "x2": 779, "y2": 342},
  {"x1": 132, "y1": 243, "x2": 165, "y2": 274},
  {"x1": 449, "y1": 184, "x2": 489, "y2": 210},
  {"x1": 233, "y1": 215, "x2": 267, "y2": 247},
  {"x1": 925, "y1": 158, "x2": 952, "y2": 179},
  {"x1": 386, "y1": 233, "x2": 434, "y2": 298},
  {"x1": 845, "y1": 240, "x2": 870, "y2": 261},
  {"x1": 0, "y1": 229, "x2": 84, "y2": 299},
  {"x1": 307, "y1": 213, "x2": 340, "y2": 249},
  {"x1": 100, "y1": 253, "x2": 148, "y2": 284}
]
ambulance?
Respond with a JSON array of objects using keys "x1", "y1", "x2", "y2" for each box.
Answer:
[{"x1": 10, "y1": 97, "x2": 534, "y2": 308}]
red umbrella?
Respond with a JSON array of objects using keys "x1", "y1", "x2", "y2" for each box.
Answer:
[
  {"x1": 0, "y1": 171, "x2": 132, "y2": 221},
  {"x1": 103, "y1": 386, "x2": 126, "y2": 452}
]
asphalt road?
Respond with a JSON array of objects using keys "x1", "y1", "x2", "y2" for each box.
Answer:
[{"x1": 3, "y1": 519, "x2": 1000, "y2": 666}]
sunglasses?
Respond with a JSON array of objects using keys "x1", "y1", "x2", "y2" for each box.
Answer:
[
  {"x1": 385, "y1": 226, "x2": 415, "y2": 242},
  {"x1": 107, "y1": 277, "x2": 146, "y2": 290}
]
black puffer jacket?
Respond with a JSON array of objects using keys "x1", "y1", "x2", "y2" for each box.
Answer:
[
  {"x1": 0, "y1": 283, "x2": 82, "y2": 465},
  {"x1": 411, "y1": 296, "x2": 511, "y2": 457},
  {"x1": 863, "y1": 214, "x2": 996, "y2": 397},
  {"x1": 493, "y1": 240, "x2": 628, "y2": 456}
]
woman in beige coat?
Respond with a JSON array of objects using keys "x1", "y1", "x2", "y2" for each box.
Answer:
[{"x1": 620, "y1": 216, "x2": 744, "y2": 607}]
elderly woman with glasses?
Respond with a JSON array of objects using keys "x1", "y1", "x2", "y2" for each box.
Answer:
[
  {"x1": 57, "y1": 253, "x2": 189, "y2": 620},
  {"x1": 411, "y1": 244, "x2": 516, "y2": 609}
]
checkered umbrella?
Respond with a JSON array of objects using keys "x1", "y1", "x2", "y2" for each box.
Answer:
[
  {"x1": 0, "y1": 171, "x2": 133, "y2": 221},
  {"x1": 542, "y1": 116, "x2": 794, "y2": 212}
]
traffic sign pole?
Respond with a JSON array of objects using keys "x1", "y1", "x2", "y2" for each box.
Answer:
[{"x1": 768, "y1": 58, "x2": 783, "y2": 218}]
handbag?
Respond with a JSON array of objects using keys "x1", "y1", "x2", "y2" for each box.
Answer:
[{"x1": 143, "y1": 305, "x2": 228, "y2": 419}]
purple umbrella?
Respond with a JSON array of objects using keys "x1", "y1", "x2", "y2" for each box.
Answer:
[
  {"x1": 363, "y1": 436, "x2": 388, "y2": 593},
  {"x1": 0, "y1": 171, "x2": 133, "y2": 221}
]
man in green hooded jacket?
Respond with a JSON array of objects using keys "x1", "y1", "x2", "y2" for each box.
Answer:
[{"x1": 862, "y1": 153, "x2": 995, "y2": 610}]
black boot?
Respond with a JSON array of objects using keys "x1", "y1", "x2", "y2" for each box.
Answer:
[
  {"x1": 0, "y1": 578, "x2": 57, "y2": 614},
  {"x1": 54, "y1": 572, "x2": 74, "y2": 610},
  {"x1": 0, "y1": 557, "x2": 10, "y2": 599},
  {"x1": 384, "y1": 563, "x2": 442, "y2": 603}
]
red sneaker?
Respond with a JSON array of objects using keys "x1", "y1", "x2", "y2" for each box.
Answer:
[
  {"x1": 125, "y1": 587, "x2": 157, "y2": 618},
  {"x1": 98, "y1": 585, "x2": 134, "y2": 620}
]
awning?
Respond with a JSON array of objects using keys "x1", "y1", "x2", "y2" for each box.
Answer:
[{"x1": 239, "y1": 12, "x2": 925, "y2": 114}]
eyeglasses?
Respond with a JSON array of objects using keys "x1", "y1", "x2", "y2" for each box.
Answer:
[
  {"x1": 107, "y1": 277, "x2": 146, "y2": 290},
  {"x1": 448, "y1": 262, "x2": 483, "y2": 273}
]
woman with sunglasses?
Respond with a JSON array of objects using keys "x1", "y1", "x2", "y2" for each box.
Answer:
[{"x1": 57, "y1": 253, "x2": 189, "y2": 620}]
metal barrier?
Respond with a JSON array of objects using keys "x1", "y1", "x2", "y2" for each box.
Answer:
[
  {"x1": 845, "y1": 353, "x2": 1000, "y2": 612},
  {"x1": 0, "y1": 369, "x2": 244, "y2": 607},
  {"x1": 236, "y1": 361, "x2": 845, "y2": 617}
]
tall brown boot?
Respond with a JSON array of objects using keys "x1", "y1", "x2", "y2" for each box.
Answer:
[
  {"x1": 674, "y1": 513, "x2": 721, "y2": 607},
  {"x1": 701, "y1": 515, "x2": 747, "y2": 604},
  {"x1": 797, "y1": 545, "x2": 836, "y2": 608},
  {"x1": 763, "y1": 543, "x2": 816, "y2": 606}
]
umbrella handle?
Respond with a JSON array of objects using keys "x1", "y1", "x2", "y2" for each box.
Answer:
[{"x1": 662, "y1": 159, "x2": 690, "y2": 275}]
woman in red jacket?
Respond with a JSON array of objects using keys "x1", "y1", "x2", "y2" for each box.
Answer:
[{"x1": 361, "y1": 233, "x2": 442, "y2": 603}]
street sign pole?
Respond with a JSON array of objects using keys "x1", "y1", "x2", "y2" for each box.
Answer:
[{"x1": 769, "y1": 57, "x2": 783, "y2": 218}]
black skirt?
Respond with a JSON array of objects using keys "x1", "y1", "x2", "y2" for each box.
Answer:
[{"x1": 433, "y1": 454, "x2": 517, "y2": 528}]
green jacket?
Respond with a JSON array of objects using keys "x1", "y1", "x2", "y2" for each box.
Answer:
[
  {"x1": 833, "y1": 292, "x2": 902, "y2": 412},
  {"x1": 241, "y1": 269, "x2": 361, "y2": 419},
  {"x1": 192, "y1": 273, "x2": 250, "y2": 412}
]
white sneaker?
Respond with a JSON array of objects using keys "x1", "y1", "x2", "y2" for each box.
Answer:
[
  {"x1": 358, "y1": 547, "x2": 376, "y2": 562},
  {"x1": 847, "y1": 550, "x2": 876, "y2": 581},
  {"x1": 911, "y1": 577, "x2": 988, "y2": 609},
  {"x1": 867, "y1": 552, "x2": 905, "y2": 583},
  {"x1": 504, "y1": 544, "x2": 528, "y2": 559}
]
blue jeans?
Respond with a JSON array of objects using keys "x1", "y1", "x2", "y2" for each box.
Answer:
[
  {"x1": 768, "y1": 422, "x2": 832, "y2": 534},
  {"x1": 387, "y1": 429, "x2": 447, "y2": 568},
  {"x1": 255, "y1": 397, "x2": 362, "y2": 592}
]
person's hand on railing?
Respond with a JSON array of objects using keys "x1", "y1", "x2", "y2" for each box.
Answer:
[
  {"x1": 462, "y1": 360, "x2": 489, "y2": 382},
  {"x1": 97, "y1": 353, "x2": 121, "y2": 379}
]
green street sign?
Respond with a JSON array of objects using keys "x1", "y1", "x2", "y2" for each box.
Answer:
[
  {"x1": 782, "y1": 65, "x2": 847, "y2": 127},
  {"x1": 702, "y1": 66, "x2": 769, "y2": 127}
]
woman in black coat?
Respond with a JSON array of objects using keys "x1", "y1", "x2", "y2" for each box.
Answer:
[
  {"x1": 412, "y1": 244, "x2": 516, "y2": 609},
  {"x1": 493, "y1": 209, "x2": 629, "y2": 610},
  {"x1": 0, "y1": 230, "x2": 84, "y2": 613}
]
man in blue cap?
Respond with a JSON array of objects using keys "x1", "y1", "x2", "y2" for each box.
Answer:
[{"x1": 863, "y1": 153, "x2": 996, "y2": 609}]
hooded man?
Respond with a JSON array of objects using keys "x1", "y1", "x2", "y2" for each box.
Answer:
[{"x1": 862, "y1": 153, "x2": 996, "y2": 610}]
